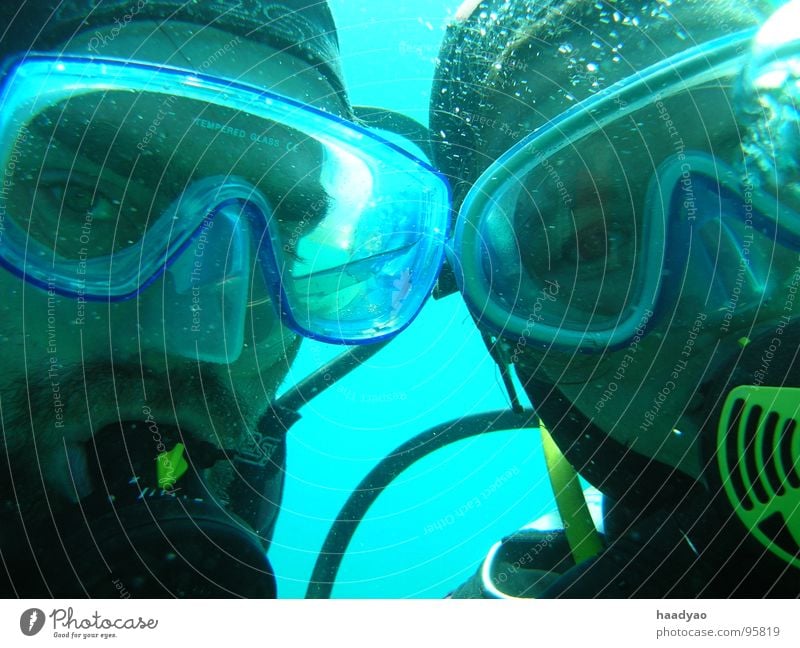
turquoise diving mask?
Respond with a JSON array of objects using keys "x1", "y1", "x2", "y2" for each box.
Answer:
[
  {"x1": 452, "y1": 26, "x2": 800, "y2": 352},
  {"x1": 0, "y1": 55, "x2": 449, "y2": 356}
]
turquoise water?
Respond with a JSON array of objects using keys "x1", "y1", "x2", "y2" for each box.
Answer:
[{"x1": 269, "y1": 1, "x2": 558, "y2": 599}]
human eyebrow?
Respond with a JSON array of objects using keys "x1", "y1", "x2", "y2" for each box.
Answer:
[{"x1": 35, "y1": 121, "x2": 164, "y2": 217}]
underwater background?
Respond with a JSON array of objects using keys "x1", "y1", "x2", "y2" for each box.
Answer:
[{"x1": 269, "y1": 0, "x2": 560, "y2": 599}]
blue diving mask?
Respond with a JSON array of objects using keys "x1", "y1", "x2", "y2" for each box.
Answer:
[
  {"x1": 452, "y1": 24, "x2": 800, "y2": 352},
  {"x1": 0, "y1": 55, "x2": 450, "y2": 357}
]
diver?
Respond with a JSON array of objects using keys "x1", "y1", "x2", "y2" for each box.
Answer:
[
  {"x1": 0, "y1": 0, "x2": 448, "y2": 597},
  {"x1": 431, "y1": 0, "x2": 800, "y2": 596}
]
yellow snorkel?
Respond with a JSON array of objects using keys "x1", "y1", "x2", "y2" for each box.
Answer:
[{"x1": 540, "y1": 418, "x2": 604, "y2": 564}]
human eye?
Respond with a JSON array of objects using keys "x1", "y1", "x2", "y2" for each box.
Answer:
[
  {"x1": 31, "y1": 171, "x2": 147, "y2": 259},
  {"x1": 561, "y1": 217, "x2": 632, "y2": 270},
  {"x1": 512, "y1": 178, "x2": 636, "y2": 314}
]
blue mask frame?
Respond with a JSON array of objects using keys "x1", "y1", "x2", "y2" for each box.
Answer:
[{"x1": 0, "y1": 54, "x2": 451, "y2": 345}]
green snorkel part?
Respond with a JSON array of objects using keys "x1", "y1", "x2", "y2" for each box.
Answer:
[
  {"x1": 540, "y1": 419, "x2": 604, "y2": 565},
  {"x1": 717, "y1": 385, "x2": 800, "y2": 568}
]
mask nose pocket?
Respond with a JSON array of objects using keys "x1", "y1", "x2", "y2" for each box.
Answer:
[
  {"x1": 140, "y1": 179, "x2": 274, "y2": 364},
  {"x1": 657, "y1": 154, "x2": 778, "y2": 322},
  {"x1": 159, "y1": 202, "x2": 251, "y2": 363},
  {"x1": 697, "y1": 215, "x2": 763, "y2": 312}
]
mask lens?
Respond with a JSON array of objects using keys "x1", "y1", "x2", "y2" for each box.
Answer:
[
  {"x1": 476, "y1": 104, "x2": 674, "y2": 345},
  {"x1": 490, "y1": 123, "x2": 646, "y2": 331},
  {"x1": 9, "y1": 91, "x2": 320, "y2": 247},
  {"x1": 0, "y1": 57, "x2": 448, "y2": 343},
  {"x1": 6, "y1": 93, "x2": 155, "y2": 263},
  {"x1": 457, "y1": 43, "x2": 751, "y2": 349},
  {"x1": 2, "y1": 82, "x2": 319, "y2": 295}
]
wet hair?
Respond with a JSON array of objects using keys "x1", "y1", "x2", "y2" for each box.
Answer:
[
  {"x1": 0, "y1": 0, "x2": 351, "y2": 114},
  {"x1": 430, "y1": 0, "x2": 773, "y2": 205}
]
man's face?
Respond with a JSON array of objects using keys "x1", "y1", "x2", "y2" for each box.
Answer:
[
  {"x1": 477, "y1": 16, "x2": 796, "y2": 478},
  {"x1": 0, "y1": 21, "x2": 345, "y2": 518}
]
